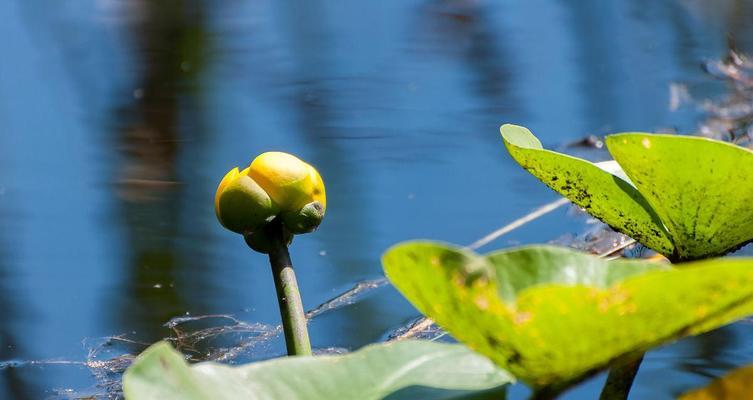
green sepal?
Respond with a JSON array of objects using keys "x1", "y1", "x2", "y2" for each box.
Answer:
[
  {"x1": 282, "y1": 201, "x2": 325, "y2": 234},
  {"x1": 218, "y1": 175, "x2": 278, "y2": 234}
]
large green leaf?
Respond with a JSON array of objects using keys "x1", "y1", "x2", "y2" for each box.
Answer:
[
  {"x1": 500, "y1": 124, "x2": 674, "y2": 256},
  {"x1": 123, "y1": 340, "x2": 514, "y2": 400},
  {"x1": 383, "y1": 242, "x2": 753, "y2": 388},
  {"x1": 606, "y1": 133, "x2": 753, "y2": 261}
]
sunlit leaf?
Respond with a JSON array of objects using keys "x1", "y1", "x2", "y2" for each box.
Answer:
[
  {"x1": 606, "y1": 133, "x2": 753, "y2": 261},
  {"x1": 500, "y1": 124, "x2": 674, "y2": 256},
  {"x1": 502, "y1": 124, "x2": 753, "y2": 261},
  {"x1": 679, "y1": 363, "x2": 753, "y2": 400},
  {"x1": 123, "y1": 340, "x2": 514, "y2": 400},
  {"x1": 383, "y1": 242, "x2": 753, "y2": 388}
]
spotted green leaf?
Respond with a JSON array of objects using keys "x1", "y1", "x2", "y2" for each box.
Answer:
[
  {"x1": 123, "y1": 340, "x2": 514, "y2": 400},
  {"x1": 500, "y1": 124, "x2": 674, "y2": 256},
  {"x1": 606, "y1": 133, "x2": 753, "y2": 261},
  {"x1": 383, "y1": 242, "x2": 753, "y2": 388}
]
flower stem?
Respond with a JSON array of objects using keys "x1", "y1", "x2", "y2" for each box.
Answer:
[
  {"x1": 266, "y1": 220, "x2": 312, "y2": 356},
  {"x1": 599, "y1": 353, "x2": 644, "y2": 400}
]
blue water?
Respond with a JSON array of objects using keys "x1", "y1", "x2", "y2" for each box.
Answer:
[{"x1": 1, "y1": 0, "x2": 752, "y2": 398}]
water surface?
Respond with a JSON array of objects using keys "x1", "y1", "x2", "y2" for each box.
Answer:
[{"x1": 1, "y1": 0, "x2": 753, "y2": 398}]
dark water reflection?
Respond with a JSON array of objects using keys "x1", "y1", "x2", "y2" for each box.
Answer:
[
  {"x1": 2, "y1": 0, "x2": 753, "y2": 398},
  {"x1": 109, "y1": 0, "x2": 211, "y2": 348}
]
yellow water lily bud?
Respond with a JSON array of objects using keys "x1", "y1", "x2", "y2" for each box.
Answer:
[
  {"x1": 215, "y1": 167, "x2": 278, "y2": 234},
  {"x1": 282, "y1": 201, "x2": 325, "y2": 234},
  {"x1": 248, "y1": 152, "x2": 327, "y2": 212}
]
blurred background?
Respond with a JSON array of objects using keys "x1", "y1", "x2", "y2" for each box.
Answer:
[{"x1": 2, "y1": 0, "x2": 753, "y2": 398}]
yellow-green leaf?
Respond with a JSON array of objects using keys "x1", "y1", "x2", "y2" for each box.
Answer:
[
  {"x1": 383, "y1": 242, "x2": 753, "y2": 388},
  {"x1": 606, "y1": 133, "x2": 753, "y2": 261},
  {"x1": 500, "y1": 124, "x2": 674, "y2": 256}
]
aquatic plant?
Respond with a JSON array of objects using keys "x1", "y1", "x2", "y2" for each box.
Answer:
[
  {"x1": 500, "y1": 124, "x2": 753, "y2": 262},
  {"x1": 124, "y1": 129, "x2": 753, "y2": 399},
  {"x1": 215, "y1": 152, "x2": 326, "y2": 355},
  {"x1": 500, "y1": 123, "x2": 753, "y2": 396},
  {"x1": 121, "y1": 151, "x2": 519, "y2": 400},
  {"x1": 383, "y1": 243, "x2": 753, "y2": 398}
]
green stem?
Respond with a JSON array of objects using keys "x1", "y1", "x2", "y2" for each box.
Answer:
[
  {"x1": 599, "y1": 353, "x2": 644, "y2": 400},
  {"x1": 266, "y1": 221, "x2": 312, "y2": 356}
]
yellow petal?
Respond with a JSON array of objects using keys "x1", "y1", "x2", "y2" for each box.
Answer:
[
  {"x1": 249, "y1": 152, "x2": 313, "y2": 211},
  {"x1": 306, "y1": 163, "x2": 326, "y2": 210},
  {"x1": 215, "y1": 167, "x2": 240, "y2": 218}
]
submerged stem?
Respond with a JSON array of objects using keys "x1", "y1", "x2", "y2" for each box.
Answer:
[
  {"x1": 266, "y1": 220, "x2": 312, "y2": 356},
  {"x1": 599, "y1": 354, "x2": 644, "y2": 400}
]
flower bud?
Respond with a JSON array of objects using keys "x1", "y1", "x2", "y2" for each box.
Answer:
[
  {"x1": 282, "y1": 201, "x2": 325, "y2": 234},
  {"x1": 215, "y1": 167, "x2": 278, "y2": 234},
  {"x1": 249, "y1": 152, "x2": 327, "y2": 212},
  {"x1": 216, "y1": 153, "x2": 326, "y2": 240}
]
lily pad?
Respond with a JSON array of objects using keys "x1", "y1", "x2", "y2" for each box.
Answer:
[
  {"x1": 501, "y1": 124, "x2": 674, "y2": 256},
  {"x1": 501, "y1": 124, "x2": 753, "y2": 261},
  {"x1": 382, "y1": 242, "x2": 753, "y2": 388},
  {"x1": 123, "y1": 340, "x2": 514, "y2": 400},
  {"x1": 606, "y1": 133, "x2": 753, "y2": 261}
]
